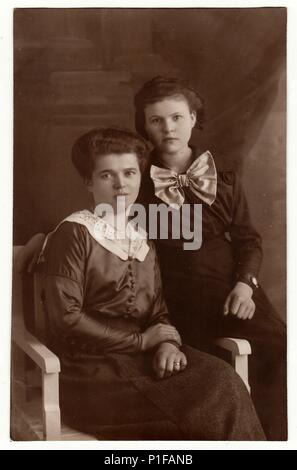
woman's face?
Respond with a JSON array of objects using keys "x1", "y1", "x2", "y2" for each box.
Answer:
[
  {"x1": 86, "y1": 153, "x2": 141, "y2": 213},
  {"x1": 144, "y1": 96, "x2": 196, "y2": 155}
]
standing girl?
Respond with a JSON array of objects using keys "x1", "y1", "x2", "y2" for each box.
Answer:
[{"x1": 135, "y1": 76, "x2": 286, "y2": 440}]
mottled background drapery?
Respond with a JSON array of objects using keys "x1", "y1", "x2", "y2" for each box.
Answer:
[{"x1": 13, "y1": 8, "x2": 286, "y2": 316}]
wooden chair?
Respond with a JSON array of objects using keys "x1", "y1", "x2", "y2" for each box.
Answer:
[{"x1": 11, "y1": 235, "x2": 252, "y2": 441}]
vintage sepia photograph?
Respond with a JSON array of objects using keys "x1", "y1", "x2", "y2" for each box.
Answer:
[{"x1": 8, "y1": 5, "x2": 288, "y2": 445}]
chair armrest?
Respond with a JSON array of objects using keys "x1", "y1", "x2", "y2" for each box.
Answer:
[
  {"x1": 12, "y1": 323, "x2": 62, "y2": 440},
  {"x1": 214, "y1": 337, "x2": 251, "y2": 393},
  {"x1": 214, "y1": 337, "x2": 252, "y2": 356},
  {"x1": 12, "y1": 325, "x2": 60, "y2": 374}
]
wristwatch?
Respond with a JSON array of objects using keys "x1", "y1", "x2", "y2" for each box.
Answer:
[{"x1": 236, "y1": 273, "x2": 259, "y2": 292}]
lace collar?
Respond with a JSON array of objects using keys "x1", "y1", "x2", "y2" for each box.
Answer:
[{"x1": 41, "y1": 210, "x2": 150, "y2": 262}]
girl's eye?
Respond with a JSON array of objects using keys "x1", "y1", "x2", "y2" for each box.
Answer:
[
  {"x1": 151, "y1": 118, "x2": 161, "y2": 124},
  {"x1": 173, "y1": 115, "x2": 182, "y2": 121}
]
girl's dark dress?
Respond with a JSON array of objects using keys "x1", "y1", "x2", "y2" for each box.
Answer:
[
  {"x1": 139, "y1": 149, "x2": 287, "y2": 441},
  {"x1": 42, "y1": 219, "x2": 265, "y2": 440}
]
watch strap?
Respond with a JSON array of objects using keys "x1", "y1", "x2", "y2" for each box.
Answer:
[{"x1": 236, "y1": 273, "x2": 259, "y2": 291}]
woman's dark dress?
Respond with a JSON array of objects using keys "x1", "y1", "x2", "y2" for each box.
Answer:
[
  {"x1": 139, "y1": 150, "x2": 287, "y2": 441},
  {"x1": 42, "y1": 220, "x2": 265, "y2": 440}
]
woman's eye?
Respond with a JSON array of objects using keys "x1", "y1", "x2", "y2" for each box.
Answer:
[
  {"x1": 173, "y1": 115, "x2": 182, "y2": 121},
  {"x1": 100, "y1": 173, "x2": 111, "y2": 180},
  {"x1": 125, "y1": 170, "x2": 136, "y2": 177}
]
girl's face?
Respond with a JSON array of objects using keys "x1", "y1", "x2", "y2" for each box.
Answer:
[
  {"x1": 144, "y1": 96, "x2": 196, "y2": 155},
  {"x1": 86, "y1": 153, "x2": 141, "y2": 213}
]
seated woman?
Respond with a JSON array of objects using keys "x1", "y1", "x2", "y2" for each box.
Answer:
[{"x1": 39, "y1": 127, "x2": 265, "y2": 440}]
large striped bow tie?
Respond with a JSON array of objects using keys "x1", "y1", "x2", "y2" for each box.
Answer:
[{"x1": 150, "y1": 151, "x2": 217, "y2": 208}]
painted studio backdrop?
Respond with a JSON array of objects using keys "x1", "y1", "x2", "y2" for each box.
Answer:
[{"x1": 14, "y1": 8, "x2": 286, "y2": 317}]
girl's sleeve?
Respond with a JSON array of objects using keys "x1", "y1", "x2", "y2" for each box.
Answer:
[
  {"x1": 229, "y1": 173, "x2": 263, "y2": 279},
  {"x1": 43, "y1": 222, "x2": 142, "y2": 354}
]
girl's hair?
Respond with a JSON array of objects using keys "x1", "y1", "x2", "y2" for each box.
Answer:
[
  {"x1": 71, "y1": 127, "x2": 150, "y2": 180},
  {"x1": 134, "y1": 76, "x2": 205, "y2": 139}
]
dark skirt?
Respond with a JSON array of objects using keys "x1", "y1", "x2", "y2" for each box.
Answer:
[
  {"x1": 59, "y1": 345, "x2": 265, "y2": 441},
  {"x1": 156, "y1": 237, "x2": 287, "y2": 440}
]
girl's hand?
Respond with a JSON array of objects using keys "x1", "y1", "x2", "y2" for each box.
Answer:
[
  {"x1": 223, "y1": 282, "x2": 255, "y2": 320},
  {"x1": 141, "y1": 323, "x2": 181, "y2": 351},
  {"x1": 152, "y1": 342, "x2": 187, "y2": 379}
]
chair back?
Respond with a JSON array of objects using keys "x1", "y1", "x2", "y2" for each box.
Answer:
[
  {"x1": 12, "y1": 246, "x2": 26, "y2": 331},
  {"x1": 12, "y1": 234, "x2": 46, "y2": 341}
]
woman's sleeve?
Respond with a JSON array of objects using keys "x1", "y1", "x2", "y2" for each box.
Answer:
[
  {"x1": 229, "y1": 173, "x2": 263, "y2": 279},
  {"x1": 43, "y1": 222, "x2": 142, "y2": 354},
  {"x1": 145, "y1": 245, "x2": 181, "y2": 349},
  {"x1": 147, "y1": 252, "x2": 171, "y2": 327}
]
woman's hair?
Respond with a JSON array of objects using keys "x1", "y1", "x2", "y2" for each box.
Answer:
[
  {"x1": 134, "y1": 76, "x2": 205, "y2": 139},
  {"x1": 71, "y1": 127, "x2": 150, "y2": 180}
]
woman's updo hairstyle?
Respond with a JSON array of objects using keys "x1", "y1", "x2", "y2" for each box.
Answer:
[
  {"x1": 71, "y1": 127, "x2": 150, "y2": 181},
  {"x1": 134, "y1": 76, "x2": 205, "y2": 139}
]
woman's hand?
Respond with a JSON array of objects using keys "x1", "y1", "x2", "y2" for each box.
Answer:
[
  {"x1": 152, "y1": 342, "x2": 187, "y2": 379},
  {"x1": 223, "y1": 282, "x2": 255, "y2": 320},
  {"x1": 141, "y1": 323, "x2": 181, "y2": 351}
]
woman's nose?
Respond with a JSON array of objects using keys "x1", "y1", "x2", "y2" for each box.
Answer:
[{"x1": 113, "y1": 175, "x2": 126, "y2": 189}]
